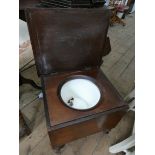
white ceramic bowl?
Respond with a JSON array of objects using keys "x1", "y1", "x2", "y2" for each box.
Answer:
[{"x1": 59, "y1": 77, "x2": 101, "y2": 110}]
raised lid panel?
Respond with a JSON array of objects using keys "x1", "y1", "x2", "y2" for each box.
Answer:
[{"x1": 26, "y1": 8, "x2": 110, "y2": 75}]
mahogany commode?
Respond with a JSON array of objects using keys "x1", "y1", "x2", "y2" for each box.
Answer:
[{"x1": 26, "y1": 8, "x2": 128, "y2": 149}]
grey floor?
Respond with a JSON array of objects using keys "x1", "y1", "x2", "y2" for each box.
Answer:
[{"x1": 19, "y1": 13, "x2": 135, "y2": 155}]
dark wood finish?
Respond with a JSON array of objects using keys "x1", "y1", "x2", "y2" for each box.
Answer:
[
  {"x1": 48, "y1": 110, "x2": 126, "y2": 148},
  {"x1": 25, "y1": 8, "x2": 128, "y2": 148},
  {"x1": 19, "y1": 0, "x2": 40, "y2": 21},
  {"x1": 41, "y1": 69, "x2": 128, "y2": 148},
  {"x1": 26, "y1": 8, "x2": 111, "y2": 75},
  {"x1": 42, "y1": 69, "x2": 127, "y2": 129},
  {"x1": 19, "y1": 0, "x2": 40, "y2": 10},
  {"x1": 39, "y1": 0, "x2": 105, "y2": 8}
]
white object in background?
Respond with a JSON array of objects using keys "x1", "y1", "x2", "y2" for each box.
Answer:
[
  {"x1": 19, "y1": 19, "x2": 30, "y2": 45},
  {"x1": 117, "y1": 12, "x2": 124, "y2": 18},
  {"x1": 109, "y1": 134, "x2": 135, "y2": 155},
  {"x1": 116, "y1": 0, "x2": 125, "y2": 19},
  {"x1": 104, "y1": 0, "x2": 110, "y2": 6},
  {"x1": 109, "y1": 89, "x2": 135, "y2": 155},
  {"x1": 60, "y1": 78, "x2": 101, "y2": 110},
  {"x1": 38, "y1": 92, "x2": 43, "y2": 99},
  {"x1": 116, "y1": 0, "x2": 131, "y2": 18},
  {"x1": 19, "y1": 19, "x2": 34, "y2": 69}
]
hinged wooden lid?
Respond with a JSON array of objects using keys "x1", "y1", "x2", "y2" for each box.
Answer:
[{"x1": 26, "y1": 8, "x2": 111, "y2": 75}]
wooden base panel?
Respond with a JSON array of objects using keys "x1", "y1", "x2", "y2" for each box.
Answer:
[{"x1": 48, "y1": 110, "x2": 126, "y2": 148}]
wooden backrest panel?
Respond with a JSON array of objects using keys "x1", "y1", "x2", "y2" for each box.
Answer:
[{"x1": 26, "y1": 8, "x2": 110, "y2": 75}]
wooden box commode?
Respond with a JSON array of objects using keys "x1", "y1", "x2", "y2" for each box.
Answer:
[{"x1": 26, "y1": 8, "x2": 128, "y2": 149}]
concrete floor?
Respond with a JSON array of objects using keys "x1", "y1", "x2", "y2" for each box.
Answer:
[{"x1": 19, "y1": 13, "x2": 135, "y2": 155}]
